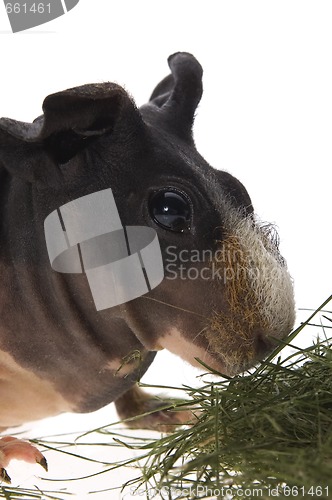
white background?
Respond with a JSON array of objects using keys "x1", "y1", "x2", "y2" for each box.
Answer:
[{"x1": 0, "y1": 1, "x2": 331, "y2": 499}]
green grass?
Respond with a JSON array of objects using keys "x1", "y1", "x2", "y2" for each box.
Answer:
[
  {"x1": 0, "y1": 486, "x2": 73, "y2": 499},
  {"x1": 104, "y1": 293, "x2": 332, "y2": 499},
  {"x1": 1, "y1": 294, "x2": 331, "y2": 499}
]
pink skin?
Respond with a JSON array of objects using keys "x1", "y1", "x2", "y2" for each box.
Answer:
[{"x1": 0, "y1": 436, "x2": 47, "y2": 484}]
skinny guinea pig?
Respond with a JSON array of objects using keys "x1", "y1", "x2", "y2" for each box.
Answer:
[{"x1": 0, "y1": 52, "x2": 295, "y2": 482}]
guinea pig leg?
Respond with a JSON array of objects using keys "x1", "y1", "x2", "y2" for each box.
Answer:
[
  {"x1": 0, "y1": 436, "x2": 47, "y2": 484},
  {"x1": 114, "y1": 384, "x2": 194, "y2": 433}
]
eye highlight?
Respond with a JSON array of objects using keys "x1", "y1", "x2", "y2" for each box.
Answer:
[{"x1": 149, "y1": 189, "x2": 192, "y2": 233}]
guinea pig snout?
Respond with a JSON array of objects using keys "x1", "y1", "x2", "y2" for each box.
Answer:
[
  {"x1": 205, "y1": 311, "x2": 294, "y2": 376},
  {"x1": 203, "y1": 212, "x2": 296, "y2": 375}
]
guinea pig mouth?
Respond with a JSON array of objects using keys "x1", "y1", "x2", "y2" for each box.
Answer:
[
  {"x1": 159, "y1": 325, "x2": 284, "y2": 377},
  {"x1": 204, "y1": 305, "x2": 294, "y2": 376},
  {"x1": 201, "y1": 330, "x2": 279, "y2": 377},
  {"x1": 254, "y1": 333, "x2": 276, "y2": 359},
  {"x1": 158, "y1": 327, "x2": 230, "y2": 375}
]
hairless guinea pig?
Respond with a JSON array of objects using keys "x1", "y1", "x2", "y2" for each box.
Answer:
[{"x1": 0, "y1": 52, "x2": 295, "y2": 482}]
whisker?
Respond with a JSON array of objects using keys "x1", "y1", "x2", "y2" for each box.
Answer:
[
  {"x1": 192, "y1": 326, "x2": 208, "y2": 343},
  {"x1": 138, "y1": 296, "x2": 207, "y2": 319},
  {"x1": 205, "y1": 339, "x2": 216, "y2": 358}
]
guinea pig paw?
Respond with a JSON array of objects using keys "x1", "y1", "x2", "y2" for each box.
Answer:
[
  {"x1": 0, "y1": 436, "x2": 47, "y2": 484},
  {"x1": 131, "y1": 401, "x2": 195, "y2": 433},
  {"x1": 115, "y1": 385, "x2": 195, "y2": 433}
]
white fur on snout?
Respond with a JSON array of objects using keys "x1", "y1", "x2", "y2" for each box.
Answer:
[
  {"x1": 206, "y1": 205, "x2": 296, "y2": 374},
  {"x1": 227, "y1": 211, "x2": 295, "y2": 338}
]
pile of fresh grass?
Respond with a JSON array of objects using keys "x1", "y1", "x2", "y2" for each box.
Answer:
[
  {"x1": 116, "y1": 294, "x2": 332, "y2": 499},
  {"x1": 1, "y1": 296, "x2": 331, "y2": 499}
]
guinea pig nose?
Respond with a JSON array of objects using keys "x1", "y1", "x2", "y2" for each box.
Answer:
[{"x1": 254, "y1": 334, "x2": 275, "y2": 359}]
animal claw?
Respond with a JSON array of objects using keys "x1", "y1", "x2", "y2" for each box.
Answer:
[
  {"x1": 37, "y1": 455, "x2": 48, "y2": 472},
  {"x1": 0, "y1": 436, "x2": 48, "y2": 483},
  {"x1": 0, "y1": 467, "x2": 11, "y2": 484}
]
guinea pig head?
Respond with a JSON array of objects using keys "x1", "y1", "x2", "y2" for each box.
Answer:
[{"x1": 129, "y1": 52, "x2": 296, "y2": 376}]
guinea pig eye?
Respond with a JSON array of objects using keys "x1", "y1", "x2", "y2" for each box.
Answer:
[{"x1": 149, "y1": 190, "x2": 191, "y2": 233}]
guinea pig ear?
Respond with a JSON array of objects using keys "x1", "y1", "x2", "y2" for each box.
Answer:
[
  {"x1": 140, "y1": 52, "x2": 203, "y2": 144},
  {"x1": 0, "y1": 83, "x2": 142, "y2": 186}
]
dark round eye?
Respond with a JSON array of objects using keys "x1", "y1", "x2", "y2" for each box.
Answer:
[{"x1": 149, "y1": 190, "x2": 192, "y2": 232}]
